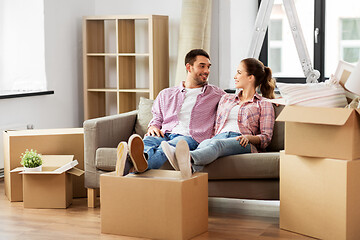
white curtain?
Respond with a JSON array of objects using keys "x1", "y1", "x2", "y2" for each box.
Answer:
[
  {"x1": 0, "y1": 0, "x2": 47, "y2": 92},
  {"x1": 175, "y1": 0, "x2": 212, "y2": 86}
]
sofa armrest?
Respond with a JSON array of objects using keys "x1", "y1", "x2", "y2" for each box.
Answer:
[
  {"x1": 84, "y1": 110, "x2": 138, "y2": 148},
  {"x1": 83, "y1": 110, "x2": 137, "y2": 188}
]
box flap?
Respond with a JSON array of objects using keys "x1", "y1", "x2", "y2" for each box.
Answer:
[
  {"x1": 42, "y1": 155, "x2": 74, "y2": 167},
  {"x1": 20, "y1": 160, "x2": 78, "y2": 175},
  {"x1": 10, "y1": 167, "x2": 25, "y2": 173},
  {"x1": 276, "y1": 105, "x2": 354, "y2": 126},
  {"x1": 67, "y1": 167, "x2": 84, "y2": 176},
  {"x1": 53, "y1": 160, "x2": 78, "y2": 173},
  {"x1": 20, "y1": 166, "x2": 63, "y2": 174}
]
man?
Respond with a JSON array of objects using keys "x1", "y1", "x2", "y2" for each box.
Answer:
[{"x1": 117, "y1": 49, "x2": 225, "y2": 176}]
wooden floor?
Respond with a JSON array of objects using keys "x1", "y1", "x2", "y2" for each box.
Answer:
[{"x1": 0, "y1": 180, "x2": 314, "y2": 240}]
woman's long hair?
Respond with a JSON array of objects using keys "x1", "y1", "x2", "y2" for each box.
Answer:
[{"x1": 241, "y1": 58, "x2": 276, "y2": 99}]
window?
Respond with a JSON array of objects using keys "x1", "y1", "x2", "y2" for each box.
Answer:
[
  {"x1": 340, "y1": 18, "x2": 360, "y2": 63},
  {"x1": 0, "y1": 0, "x2": 47, "y2": 93},
  {"x1": 268, "y1": 19, "x2": 283, "y2": 73},
  {"x1": 261, "y1": 0, "x2": 360, "y2": 83},
  {"x1": 325, "y1": 1, "x2": 360, "y2": 77}
]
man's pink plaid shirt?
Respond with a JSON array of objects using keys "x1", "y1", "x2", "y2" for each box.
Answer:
[{"x1": 148, "y1": 83, "x2": 225, "y2": 143}]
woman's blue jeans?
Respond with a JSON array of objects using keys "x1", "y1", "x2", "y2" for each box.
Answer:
[
  {"x1": 143, "y1": 133, "x2": 199, "y2": 170},
  {"x1": 191, "y1": 132, "x2": 251, "y2": 170}
]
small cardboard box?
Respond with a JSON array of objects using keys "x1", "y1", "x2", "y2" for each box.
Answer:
[
  {"x1": 100, "y1": 170, "x2": 208, "y2": 240},
  {"x1": 280, "y1": 151, "x2": 360, "y2": 240},
  {"x1": 3, "y1": 128, "x2": 85, "y2": 202},
  {"x1": 276, "y1": 105, "x2": 360, "y2": 160},
  {"x1": 11, "y1": 155, "x2": 84, "y2": 209}
]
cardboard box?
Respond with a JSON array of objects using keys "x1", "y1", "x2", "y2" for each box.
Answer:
[
  {"x1": 280, "y1": 151, "x2": 360, "y2": 240},
  {"x1": 3, "y1": 128, "x2": 85, "y2": 202},
  {"x1": 276, "y1": 105, "x2": 360, "y2": 160},
  {"x1": 11, "y1": 155, "x2": 84, "y2": 209},
  {"x1": 100, "y1": 170, "x2": 208, "y2": 240}
]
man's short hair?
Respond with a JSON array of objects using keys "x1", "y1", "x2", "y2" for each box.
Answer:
[{"x1": 184, "y1": 49, "x2": 210, "y2": 66}]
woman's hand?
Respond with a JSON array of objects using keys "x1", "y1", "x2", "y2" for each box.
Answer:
[
  {"x1": 235, "y1": 135, "x2": 250, "y2": 147},
  {"x1": 145, "y1": 126, "x2": 164, "y2": 137}
]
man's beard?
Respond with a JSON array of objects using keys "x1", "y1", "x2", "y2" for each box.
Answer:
[{"x1": 193, "y1": 74, "x2": 208, "y2": 87}]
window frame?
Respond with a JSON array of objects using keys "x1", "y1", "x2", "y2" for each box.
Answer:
[{"x1": 258, "y1": 0, "x2": 326, "y2": 83}]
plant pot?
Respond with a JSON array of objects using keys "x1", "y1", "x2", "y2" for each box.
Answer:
[{"x1": 24, "y1": 165, "x2": 42, "y2": 172}]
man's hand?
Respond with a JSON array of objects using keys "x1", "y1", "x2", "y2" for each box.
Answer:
[
  {"x1": 235, "y1": 135, "x2": 250, "y2": 147},
  {"x1": 145, "y1": 126, "x2": 164, "y2": 137}
]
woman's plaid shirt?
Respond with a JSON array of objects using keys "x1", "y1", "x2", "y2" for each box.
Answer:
[{"x1": 214, "y1": 91, "x2": 275, "y2": 152}]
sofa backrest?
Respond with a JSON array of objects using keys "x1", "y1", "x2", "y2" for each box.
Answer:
[
  {"x1": 134, "y1": 98, "x2": 285, "y2": 152},
  {"x1": 266, "y1": 104, "x2": 285, "y2": 152}
]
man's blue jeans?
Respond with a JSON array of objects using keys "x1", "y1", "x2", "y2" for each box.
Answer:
[
  {"x1": 143, "y1": 133, "x2": 199, "y2": 169},
  {"x1": 191, "y1": 132, "x2": 251, "y2": 170}
]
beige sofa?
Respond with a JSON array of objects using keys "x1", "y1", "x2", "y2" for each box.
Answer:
[{"x1": 83, "y1": 98, "x2": 284, "y2": 207}]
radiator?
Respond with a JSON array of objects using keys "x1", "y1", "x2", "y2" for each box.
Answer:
[{"x1": 0, "y1": 124, "x2": 32, "y2": 177}]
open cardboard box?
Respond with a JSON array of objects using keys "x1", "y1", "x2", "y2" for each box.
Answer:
[
  {"x1": 280, "y1": 151, "x2": 360, "y2": 240},
  {"x1": 277, "y1": 105, "x2": 360, "y2": 160},
  {"x1": 11, "y1": 155, "x2": 84, "y2": 209},
  {"x1": 101, "y1": 170, "x2": 208, "y2": 240},
  {"x1": 3, "y1": 128, "x2": 85, "y2": 202}
]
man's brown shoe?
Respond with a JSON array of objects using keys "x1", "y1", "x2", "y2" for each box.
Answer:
[{"x1": 128, "y1": 134, "x2": 148, "y2": 172}]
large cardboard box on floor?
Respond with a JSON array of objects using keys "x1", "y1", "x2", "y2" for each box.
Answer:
[
  {"x1": 11, "y1": 155, "x2": 84, "y2": 209},
  {"x1": 101, "y1": 170, "x2": 208, "y2": 240},
  {"x1": 280, "y1": 151, "x2": 360, "y2": 240},
  {"x1": 276, "y1": 105, "x2": 360, "y2": 160},
  {"x1": 3, "y1": 128, "x2": 85, "y2": 202}
]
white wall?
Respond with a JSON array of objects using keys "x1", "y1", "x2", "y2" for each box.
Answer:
[
  {"x1": 0, "y1": 0, "x2": 95, "y2": 169},
  {"x1": 229, "y1": 0, "x2": 258, "y2": 88}
]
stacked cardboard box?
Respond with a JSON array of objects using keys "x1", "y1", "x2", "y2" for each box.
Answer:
[{"x1": 277, "y1": 106, "x2": 360, "y2": 240}]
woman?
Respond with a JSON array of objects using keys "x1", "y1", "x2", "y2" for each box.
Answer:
[{"x1": 162, "y1": 58, "x2": 276, "y2": 175}]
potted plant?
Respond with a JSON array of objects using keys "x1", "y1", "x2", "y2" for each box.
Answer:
[{"x1": 20, "y1": 149, "x2": 43, "y2": 172}]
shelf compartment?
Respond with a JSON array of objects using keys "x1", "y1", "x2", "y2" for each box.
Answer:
[
  {"x1": 118, "y1": 92, "x2": 136, "y2": 113},
  {"x1": 117, "y1": 19, "x2": 135, "y2": 53},
  {"x1": 86, "y1": 56, "x2": 105, "y2": 89},
  {"x1": 85, "y1": 91, "x2": 106, "y2": 119},
  {"x1": 118, "y1": 56, "x2": 136, "y2": 89},
  {"x1": 86, "y1": 56, "x2": 118, "y2": 89},
  {"x1": 118, "y1": 19, "x2": 149, "y2": 54},
  {"x1": 85, "y1": 19, "x2": 117, "y2": 53}
]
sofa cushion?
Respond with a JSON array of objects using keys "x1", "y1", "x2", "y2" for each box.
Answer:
[
  {"x1": 135, "y1": 97, "x2": 154, "y2": 137},
  {"x1": 95, "y1": 148, "x2": 117, "y2": 171},
  {"x1": 202, "y1": 152, "x2": 280, "y2": 180}
]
